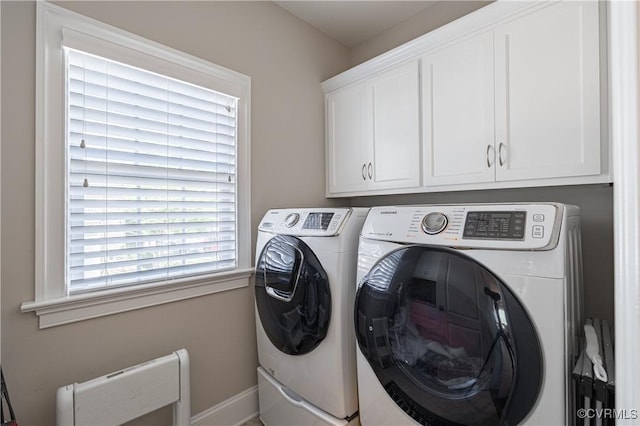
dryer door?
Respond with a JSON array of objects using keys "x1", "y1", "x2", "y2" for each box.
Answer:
[
  {"x1": 354, "y1": 246, "x2": 542, "y2": 426},
  {"x1": 255, "y1": 235, "x2": 331, "y2": 355}
]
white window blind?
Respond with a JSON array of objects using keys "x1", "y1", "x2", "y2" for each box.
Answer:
[{"x1": 66, "y1": 48, "x2": 239, "y2": 293}]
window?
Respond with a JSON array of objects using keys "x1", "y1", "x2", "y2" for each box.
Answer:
[
  {"x1": 23, "y1": 2, "x2": 252, "y2": 328},
  {"x1": 67, "y1": 49, "x2": 239, "y2": 293}
]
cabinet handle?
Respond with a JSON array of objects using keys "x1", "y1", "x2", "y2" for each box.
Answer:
[
  {"x1": 498, "y1": 143, "x2": 506, "y2": 167},
  {"x1": 362, "y1": 163, "x2": 367, "y2": 180},
  {"x1": 486, "y1": 145, "x2": 494, "y2": 168},
  {"x1": 367, "y1": 162, "x2": 373, "y2": 180}
]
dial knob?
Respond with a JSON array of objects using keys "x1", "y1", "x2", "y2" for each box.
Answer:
[
  {"x1": 284, "y1": 213, "x2": 300, "y2": 228},
  {"x1": 421, "y1": 212, "x2": 448, "y2": 235}
]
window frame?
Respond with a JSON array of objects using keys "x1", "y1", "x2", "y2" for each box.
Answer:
[{"x1": 22, "y1": 2, "x2": 252, "y2": 328}]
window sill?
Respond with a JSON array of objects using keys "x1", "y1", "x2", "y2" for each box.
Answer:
[{"x1": 21, "y1": 268, "x2": 254, "y2": 329}]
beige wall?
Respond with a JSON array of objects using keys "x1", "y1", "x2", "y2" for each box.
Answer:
[{"x1": 0, "y1": 1, "x2": 348, "y2": 424}]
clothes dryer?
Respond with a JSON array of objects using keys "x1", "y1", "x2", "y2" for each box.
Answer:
[
  {"x1": 255, "y1": 207, "x2": 369, "y2": 426},
  {"x1": 354, "y1": 203, "x2": 583, "y2": 426}
]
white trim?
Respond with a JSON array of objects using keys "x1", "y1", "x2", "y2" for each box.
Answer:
[
  {"x1": 326, "y1": 174, "x2": 612, "y2": 198},
  {"x1": 0, "y1": 0, "x2": 3, "y2": 365},
  {"x1": 191, "y1": 385, "x2": 259, "y2": 426},
  {"x1": 21, "y1": 268, "x2": 253, "y2": 328},
  {"x1": 45, "y1": 3, "x2": 248, "y2": 96},
  {"x1": 32, "y1": 1, "x2": 252, "y2": 326},
  {"x1": 610, "y1": 0, "x2": 640, "y2": 421}
]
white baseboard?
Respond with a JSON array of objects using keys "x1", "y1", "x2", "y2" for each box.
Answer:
[{"x1": 192, "y1": 385, "x2": 259, "y2": 426}]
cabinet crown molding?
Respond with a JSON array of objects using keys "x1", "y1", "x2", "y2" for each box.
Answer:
[{"x1": 322, "y1": 1, "x2": 550, "y2": 93}]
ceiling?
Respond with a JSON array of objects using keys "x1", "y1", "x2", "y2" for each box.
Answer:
[{"x1": 273, "y1": 1, "x2": 439, "y2": 47}]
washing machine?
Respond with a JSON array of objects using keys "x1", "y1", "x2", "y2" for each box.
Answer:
[
  {"x1": 255, "y1": 207, "x2": 369, "y2": 426},
  {"x1": 354, "y1": 203, "x2": 583, "y2": 426}
]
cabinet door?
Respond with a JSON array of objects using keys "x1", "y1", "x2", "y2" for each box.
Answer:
[
  {"x1": 326, "y1": 82, "x2": 369, "y2": 194},
  {"x1": 422, "y1": 32, "x2": 495, "y2": 186},
  {"x1": 494, "y1": 1, "x2": 601, "y2": 181},
  {"x1": 368, "y1": 61, "x2": 421, "y2": 190}
]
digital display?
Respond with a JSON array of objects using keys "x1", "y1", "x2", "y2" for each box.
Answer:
[
  {"x1": 302, "y1": 212, "x2": 335, "y2": 230},
  {"x1": 463, "y1": 211, "x2": 526, "y2": 240}
]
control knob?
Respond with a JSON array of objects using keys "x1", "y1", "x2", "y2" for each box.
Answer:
[
  {"x1": 421, "y1": 212, "x2": 448, "y2": 235},
  {"x1": 284, "y1": 213, "x2": 300, "y2": 228}
]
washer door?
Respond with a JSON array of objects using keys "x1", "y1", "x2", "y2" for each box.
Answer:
[
  {"x1": 354, "y1": 246, "x2": 542, "y2": 426},
  {"x1": 255, "y1": 235, "x2": 331, "y2": 355}
]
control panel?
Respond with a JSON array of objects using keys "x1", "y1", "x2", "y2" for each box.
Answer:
[
  {"x1": 463, "y1": 211, "x2": 526, "y2": 240},
  {"x1": 258, "y1": 208, "x2": 352, "y2": 236},
  {"x1": 361, "y1": 203, "x2": 564, "y2": 250}
]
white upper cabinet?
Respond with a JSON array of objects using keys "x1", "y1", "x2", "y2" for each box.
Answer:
[
  {"x1": 423, "y1": 1, "x2": 601, "y2": 187},
  {"x1": 422, "y1": 32, "x2": 495, "y2": 186},
  {"x1": 323, "y1": 0, "x2": 608, "y2": 197},
  {"x1": 325, "y1": 61, "x2": 420, "y2": 195},
  {"x1": 494, "y1": 1, "x2": 601, "y2": 181},
  {"x1": 369, "y1": 61, "x2": 421, "y2": 190},
  {"x1": 326, "y1": 82, "x2": 369, "y2": 194}
]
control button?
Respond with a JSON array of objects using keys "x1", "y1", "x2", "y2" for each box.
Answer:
[
  {"x1": 533, "y1": 214, "x2": 545, "y2": 222},
  {"x1": 421, "y1": 212, "x2": 448, "y2": 235},
  {"x1": 532, "y1": 225, "x2": 544, "y2": 238},
  {"x1": 284, "y1": 213, "x2": 300, "y2": 228}
]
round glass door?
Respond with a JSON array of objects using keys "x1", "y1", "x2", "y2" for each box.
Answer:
[
  {"x1": 354, "y1": 246, "x2": 542, "y2": 425},
  {"x1": 255, "y1": 235, "x2": 331, "y2": 355}
]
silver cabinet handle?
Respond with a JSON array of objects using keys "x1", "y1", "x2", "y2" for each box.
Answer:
[
  {"x1": 498, "y1": 143, "x2": 506, "y2": 166},
  {"x1": 367, "y1": 162, "x2": 373, "y2": 180},
  {"x1": 486, "y1": 145, "x2": 494, "y2": 168},
  {"x1": 362, "y1": 163, "x2": 367, "y2": 180}
]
